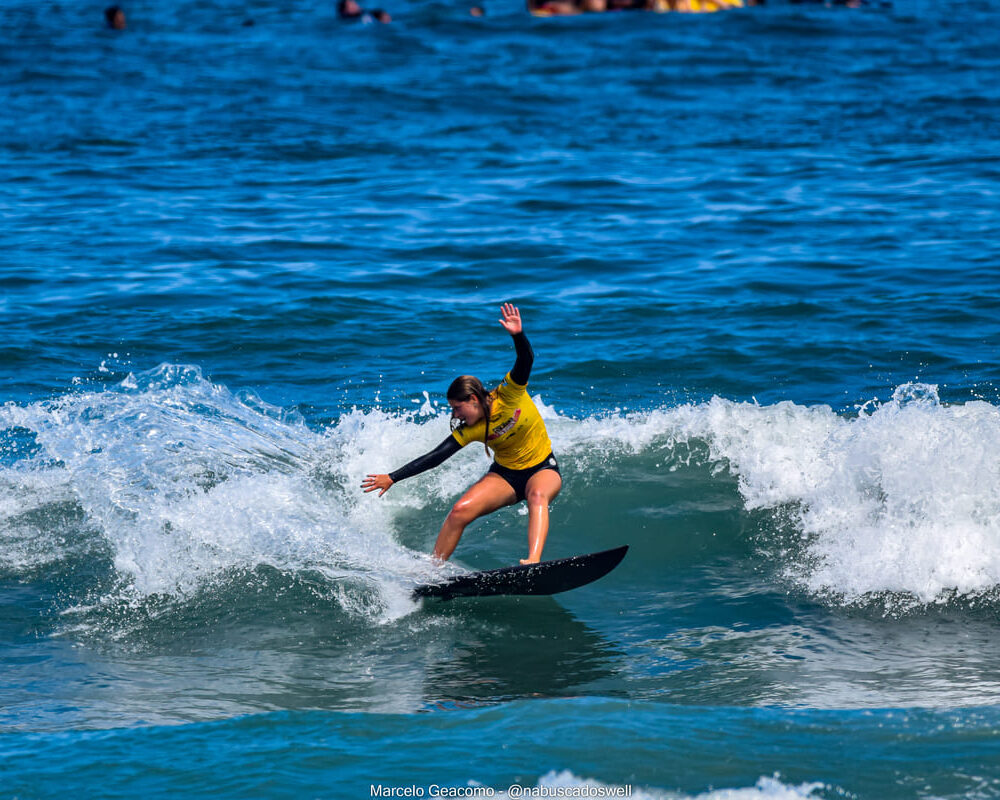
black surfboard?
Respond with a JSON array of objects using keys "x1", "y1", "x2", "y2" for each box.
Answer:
[{"x1": 412, "y1": 544, "x2": 629, "y2": 601}]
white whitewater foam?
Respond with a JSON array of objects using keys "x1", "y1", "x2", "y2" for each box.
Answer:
[
  {"x1": 668, "y1": 384, "x2": 1000, "y2": 605},
  {"x1": 0, "y1": 365, "x2": 435, "y2": 621},
  {"x1": 0, "y1": 467, "x2": 84, "y2": 573},
  {"x1": 533, "y1": 383, "x2": 1000, "y2": 606},
  {"x1": 532, "y1": 383, "x2": 1000, "y2": 606}
]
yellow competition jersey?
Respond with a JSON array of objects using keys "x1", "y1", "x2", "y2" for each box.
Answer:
[{"x1": 451, "y1": 372, "x2": 553, "y2": 470}]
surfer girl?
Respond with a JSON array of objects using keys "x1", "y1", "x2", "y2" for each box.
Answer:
[{"x1": 362, "y1": 304, "x2": 561, "y2": 564}]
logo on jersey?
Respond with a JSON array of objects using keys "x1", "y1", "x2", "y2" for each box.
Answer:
[{"x1": 488, "y1": 408, "x2": 521, "y2": 440}]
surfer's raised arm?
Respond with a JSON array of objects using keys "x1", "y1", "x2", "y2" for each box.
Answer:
[{"x1": 500, "y1": 302, "x2": 534, "y2": 386}]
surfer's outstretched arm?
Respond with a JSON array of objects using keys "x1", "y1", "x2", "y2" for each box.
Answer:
[{"x1": 362, "y1": 435, "x2": 461, "y2": 496}]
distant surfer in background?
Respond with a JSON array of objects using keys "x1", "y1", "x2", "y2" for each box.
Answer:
[{"x1": 363, "y1": 304, "x2": 562, "y2": 564}]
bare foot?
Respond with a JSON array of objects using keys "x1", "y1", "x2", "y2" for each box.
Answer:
[{"x1": 520, "y1": 557, "x2": 540, "y2": 565}]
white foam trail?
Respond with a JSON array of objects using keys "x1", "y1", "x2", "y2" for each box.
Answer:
[
  {"x1": 497, "y1": 772, "x2": 825, "y2": 800},
  {"x1": 0, "y1": 365, "x2": 436, "y2": 621}
]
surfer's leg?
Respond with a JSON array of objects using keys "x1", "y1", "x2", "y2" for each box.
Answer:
[
  {"x1": 521, "y1": 469, "x2": 562, "y2": 565},
  {"x1": 432, "y1": 473, "x2": 517, "y2": 561}
]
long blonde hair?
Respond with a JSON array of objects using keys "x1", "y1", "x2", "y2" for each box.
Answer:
[{"x1": 448, "y1": 375, "x2": 492, "y2": 456}]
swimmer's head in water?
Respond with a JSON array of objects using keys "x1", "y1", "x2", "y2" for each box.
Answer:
[
  {"x1": 104, "y1": 5, "x2": 126, "y2": 29},
  {"x1": 338, "y1": 0, "x2": 364, "y2": 17}
]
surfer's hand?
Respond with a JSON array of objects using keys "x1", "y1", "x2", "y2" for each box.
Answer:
[
  {"x1": 362, "y1": 474, "x2": 393, "y2": 496},
  {"x1": 499, "y1": 303, "x2": 522, "y2": 336}
]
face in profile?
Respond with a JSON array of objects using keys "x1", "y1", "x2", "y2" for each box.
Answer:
[{"x1": 449, "y1": 396, "x2": 484, "y2": 427}]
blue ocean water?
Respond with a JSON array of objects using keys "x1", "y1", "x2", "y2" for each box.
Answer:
[{"x1": 4, "y1": 0, "x2": 1000, "y2": 796}]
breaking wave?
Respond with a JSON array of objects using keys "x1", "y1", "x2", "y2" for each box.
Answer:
[{"x1": 3, "y1": 364, "x2": 1000, "y2": 627}]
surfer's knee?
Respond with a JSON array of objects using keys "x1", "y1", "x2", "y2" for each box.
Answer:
[
  {"x1": 525, "y1": 486, "x2": 551, "y2": 507},
  {"x1": 447, "y1": 498, "x2": 478, "y2": 526}
]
